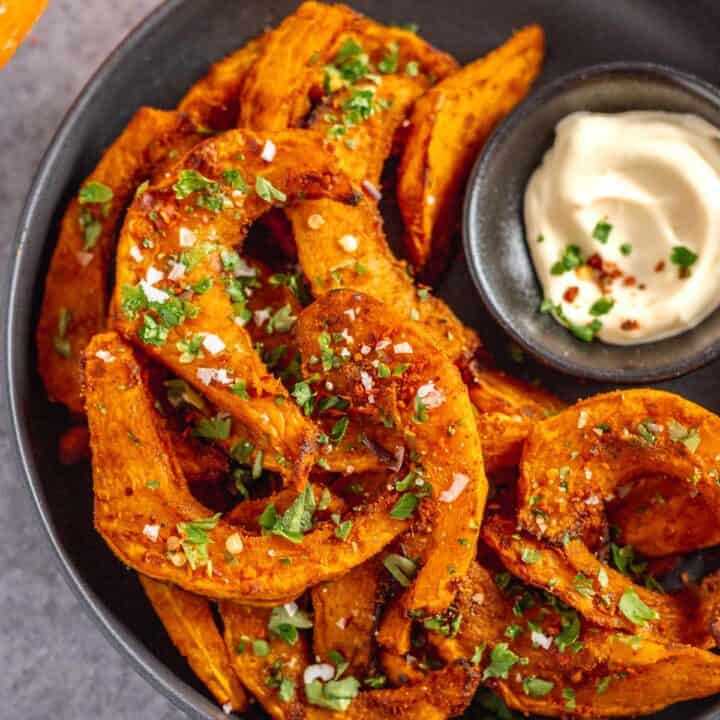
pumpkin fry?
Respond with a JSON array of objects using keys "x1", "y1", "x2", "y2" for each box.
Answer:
[
  {"x1": 110, "y1": 129, "x2": 357, "y2": 484},
  {"x1": 431, "y1": 562, "x2": 720, "y2": 718},
  {"x1": 139, "y1": 575, "x2": 247, "y2": 712},
  {"x1": 86, "y1": 332, "x2": 408, "y2": 603},
  {"x1": 398, "y1": 25, "x2": 545, "y2": 276},
  {"x1": 37, "y1": 108, "x2": 206, "y2": 414},
  {"x1": 296, "y1": 290, "x2": 487, "y2": 654}
]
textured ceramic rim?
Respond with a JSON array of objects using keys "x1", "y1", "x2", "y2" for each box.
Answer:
[
  {"x1": 4, "y1": 0, "x2": 227, "y2": 717},
  {"x1": 462, "y1": 61, "x2": 720, "y2": 384}
]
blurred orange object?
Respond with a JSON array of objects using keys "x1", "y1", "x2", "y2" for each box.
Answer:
[{"x1": 0, "y1": 0, "x2": 48, "y2": 69}]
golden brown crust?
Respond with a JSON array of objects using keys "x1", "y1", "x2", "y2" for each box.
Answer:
[
  {"x1": 37, "y1": 108, "x2": 205, "y2": 413},
  {"x1": 110, "y1": 129, "x2": 357, "y2": 484},
  {"x1": 86, "y1": 332, "x2": 407, "y2": 603},
  {"x1": 397, "y1": 25, "x2": 545, "y2": 276},
  {"x1": 432, "y1": 563, "x2": 720, "y2": 718},
  {"x1": 139, "y1": 576, "x2": 247, "y2": 711}
]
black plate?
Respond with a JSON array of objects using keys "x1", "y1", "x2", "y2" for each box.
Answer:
[{"x1": 6, "y1": 1, "x2": 720, "y2": 719}]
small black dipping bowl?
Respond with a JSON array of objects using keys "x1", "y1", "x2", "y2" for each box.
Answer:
[{"x1": 463, "y1": 62, "x2": 720, "y2": 384}]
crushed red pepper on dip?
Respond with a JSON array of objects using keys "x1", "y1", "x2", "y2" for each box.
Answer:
[{"x1": 524, "y1": 111, "x2": 720, "y2": 344}]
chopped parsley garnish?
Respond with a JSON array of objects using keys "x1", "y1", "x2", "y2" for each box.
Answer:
[
  {"x1": 255, "y1": 176, "x2": 287, "y2": 204},
  {"x1": 592, "y1": 219, "x2": 612, "y2": 244},
  {"x1": 589, "y1": 297, "x2": 615, "y2": 316},
  {"x1": 222, "y1": 168, "x2": 248, "y2": 193},
  {"x1": 78, "y1": 208, "x2": 102, "y2": 250},
  {"x1": 667, "y1": 418, "x2": 701, "y2": 452},
  {"x1": 618, "y1": 587, "x2": 659, "y2": 626},
  {"x1": 78, "y1": 181, "x2": 113, "y2": 205},
  {"x1": 230, "y1": 381, "x2": 249, "y2": 399},
  {"x1": 305, "y1": 676, "x2": 360, "y2": 712},
  {"x1": 563, "y1": 688, "x2": 577, "y2": 710},
  {"x1": 550, "y1": 245, "x2": 583, "y2": 275},
  {"x1": 173, "y1": 169, "x2": 229, "y2": 212},
  {"x1": 540, "y1": 299, "x2": 602, "y2": 342},
  {"x1": 292, "y1": 375, "x2": 318, "y2": 415},
  {"x1": 333, "y1": 515, "x2": 353, "y2": 541},
  {"x1": 482, "y1": 643, "x2": 523, "y2": 680},
  {"x1": 520, "y1": 547, "x2": 541, "y2": 565},
  {"x1": 268, "y1": 604, "x2": 313, "y2": 645},
  {"x1": 412, "y1": 392, "x2": 429, "y2": 423},
  {"x1": 382, "y1": 553, "x2": 417, "y2": 586},
  {"x1": 176, "y1": 333, "x2": 204, "y2": 363},
  {"x1": 620, "y1": 243, "x2": 633, "y2": 256},
  {"x1": 378, "y1": 41, "x2": 399, "y2": 73},
  {"x1": 267, "y1": 305, "x2": 296, "y2": 334},
  {"x1": 329, "y1": 416, "x2": 349, "y2": 444},
  {"x1": 522, "y1": 677, "x2": 554, "y2": 698},
  {"x1": 192, "y1": 415, "x2": 231, "y2": 440},
  {"x1": 259, "y1": 484, "x2": 316, "y2": 543},
  {"x1": 389, "y1": 492, "x2": 419, "y2": 519},
  {"x1": 176, "y1": 513, "x2": 221, "y2": 569},
  {"x1": 670, "y1": 245, "x2": 698, "y2": 276},
  {"x1": 53, "y1": 308, "x2": 72, "y2": 357}
]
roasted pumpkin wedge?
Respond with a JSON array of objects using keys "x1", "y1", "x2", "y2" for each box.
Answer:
[
  {"x1": 484, "y1": 515, "x2": 714, "y2": 649},
  {"x1": 139, "y1": 575, "x2": 247, "y2": 712},
  {"x1": 85, "y1": 332, "x2": 409, "y2": 603},
  {"x1": 430, "y1": 562, "x2": 720, "y2": 718},
  {"x1": 220, "y1": 601, "x2": 479, "y2": 719},
  {"x1": 398, "y1": 25, "x2": 545, "y2": 276},
  {"x1": 110, "y1": 129, "x2": 357, "y2": 484},
  {"x1": 296, "y1": 290, "x2": 487, "y2": 656},
  {"x1": 37, "y1": 108, "x2": 206, "y2": 414}
]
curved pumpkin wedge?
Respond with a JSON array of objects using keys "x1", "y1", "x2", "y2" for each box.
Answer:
[
  {"x1": 86, "y1": 333, "x2": 408, "y2": 603},
  {"x1": 311, "y1": 557, "x2": 383, "y2": 677},
  {"x1": 466, "y1": 362, "x2": 565, "y2": 471},
  {"x1": 0, "y1": 0, "x2": 47, "y2": 69},
  {"x1": 138, "y1": 575, "x2": 247, "y2": 712},
  {"x1": 431, "y1": 562, "x2": 720, "y2": 719},
  {"x1": 517, "y1": 389, "x2": 720, "y2": 549},
  {"x1": 609, "y1": 473, "x2": 720, "y2": 557},
  {"x1": 483, "y1": 515, "x2": 713, "y2": 648},
  {"x1": 219, "y1": 602, "x2": 479, "y2": 719},
  {"x1": 36, "y1": 108, "x2": 206, "y2": 414},
  {"x1": 296, "y1": 290, "x2": 487, "y2": 627},
  {"x1": 110, "y1": 130, "x2": 357, "y2": 484},
  {"x1": 398, "y1": 25, "x2": 545, "y2": 277},
  {"x1": 238, "y1": 2, "x2": 357, "y2": 131},
  {"x1": 177, "y1": 35, "x2": 266, "y2": 130}
]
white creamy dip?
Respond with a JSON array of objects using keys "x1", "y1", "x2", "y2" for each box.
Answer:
[{"x1": 524, "y1": 111, "x2": 720, "y2": 344}]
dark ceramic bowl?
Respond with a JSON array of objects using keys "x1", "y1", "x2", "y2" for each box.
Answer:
[
  {"x1": 7, "y1": 1, "x2": 720, "y2": 719},
  {"x1": 464, "y1": 63, "x2": 720, "y2": 384}
]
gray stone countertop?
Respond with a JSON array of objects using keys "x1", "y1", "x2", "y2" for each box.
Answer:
[{"x1": 0, "y1": 1, "x2": 183, "y2": 717}]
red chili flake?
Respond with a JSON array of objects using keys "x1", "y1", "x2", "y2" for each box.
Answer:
[
  {"x1": 654, "y1": 261, "x2": 665, "y2": 272},
  {"x1": 587, "y1": 253, "x2": 603, "y2": 270},
  {"x1": 563, "y1": 286, "x2": 579, "y2": 303},
  {"x1": 621, "y1": 320, "x2": 640, "y2": 331},
  {"x1": 623, "y1": 276, "x2": 636, "y2": 287}
]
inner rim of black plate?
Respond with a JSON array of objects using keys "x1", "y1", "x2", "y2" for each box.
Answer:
[{"x1": 7, "y1": 2, "x2": 720, "y2": 719}]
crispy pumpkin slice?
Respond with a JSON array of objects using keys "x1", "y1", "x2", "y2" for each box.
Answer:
[
  {"x1": 219, "y1": 602, "x2": 479, "y2": 719},
  {"x1": 609, "y1": 474, "x2": 720, "y2": 557},
  {"x1": 177, "y1": 35, "x2": 265, "y2": 130},
  {"x1": 36, "y1": 108, "x2": 206, "y2": 414},
  {"x1": 238, "y1": 2, "x2": 457, "y2": 133},
  {"x1": 138, "y1": 575, "x2": 247, "y2": 712},
  {"x1": 398, "y1": 25, "x2": 545, "y2": 276},
  {"x1": 296, "y1": 290, "x2": 487, "y2": 630},
  {"x1": 484, "y1": 515, "x2": 713, "y2": 648},
  {"x1": 517, "y1": 389, "x2": 720, "y2": 548},
  {"x1": 111, "y1": 130, "x2": 357, "y2": 484},
  {"x1": 431, "y1": 562, "x2": 720, "y2": 718},
  {"x1": 86, "y1": 332, "x2": 408, "y2": 602},
  {"x1": 466, "y1": 362, "x2": 565, "y2": 471},
  {"x1": 238, "y1": 2, "x2": 357, "y2": 131},
  {"x1": 311, "y1": 557, "x2": 383, "y2": 677}
]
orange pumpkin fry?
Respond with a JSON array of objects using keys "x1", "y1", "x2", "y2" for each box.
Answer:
[
  {"x1": 484, "y1": 515, "x2": 713, "y2": 648},
  {"x1": 86, "y1": 332, "x2": 407, "y2": 603},
  {"x1": 36, "y1": 108, "x2": 205, "y2": 414},
  {"x1": 311, "y1": 558, "x2": 383, "y2": 677},
  {"x1": 220, "y1": 602, "x2": 479, "y2": 719},
  {"x1": 296, "y1": 290, "x2": 487, "y2": 650},
  {"x1": 178, "y1": 35, "x2": 266, "y2": 130},
  {"x1": 139, "y1": 576, "x2": 247, "y2": 712},
  {"x1": 110, "y1": 129, "x2": 357, "y2": 484},
  {"x1": 398, "y1": 25, "x2": 545, "y2": 276},
  {"x1": 431, "y1": 562, "x2": 720, "y2": 718}
]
